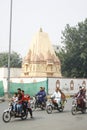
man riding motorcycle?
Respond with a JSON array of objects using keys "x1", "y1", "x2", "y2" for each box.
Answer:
[
  {"x1": 36, "y1": 87, "x2": 46, "y2": 107},
  {"x1": 51, "y1": 87, "x2": 61, "y2": 107},
  {"x1": 74, "y1": 86, "x2": 86, "y2": 109}
]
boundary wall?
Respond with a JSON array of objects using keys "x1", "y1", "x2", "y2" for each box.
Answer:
[{"x1": 0, "y1": 77, "x2": 87, "y2": 97}]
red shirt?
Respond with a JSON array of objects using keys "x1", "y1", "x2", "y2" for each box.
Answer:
[{"x1": 22, "y1": 94, "x2": 30, "y2": 101}]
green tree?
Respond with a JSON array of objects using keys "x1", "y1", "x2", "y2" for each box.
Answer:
[
  {"x1": 0, "y1": 51, "x2": 22, "y2": 68},
  {"x1": 57, "y1": 18, "x2": 87, "y2": 78}
]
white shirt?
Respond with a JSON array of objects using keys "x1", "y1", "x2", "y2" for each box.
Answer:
[
  {"x1": 51, "y1": 91, "x2": 61, "y2": 99},
  {"x1": 12, "y1": 96, "x2": 18, "y2": 102}
]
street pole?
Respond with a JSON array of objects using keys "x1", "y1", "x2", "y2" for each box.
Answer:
[{"x1": 7, "y1": 0, "x2": 13, "y2": 97}]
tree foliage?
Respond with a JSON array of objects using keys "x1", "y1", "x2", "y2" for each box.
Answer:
[
  {"x1": 0, "y1": 51, "x2": 22, "y2": 68},
  {"x1": 57, "y1": 18, "x2": 87, "y2": 78}
]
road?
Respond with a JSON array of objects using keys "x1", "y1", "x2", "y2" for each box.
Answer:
[{"x1": 0, "y1": 98, "x2": 87, "y2": 130}]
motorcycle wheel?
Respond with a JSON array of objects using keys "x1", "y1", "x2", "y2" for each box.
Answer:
[
  {"x1": 21, "y1": 111, "x2": 28, "y2": 120},
  {"x1": 81, "y1": 109, "x2": 86, "y2": 114},
  {"x1": 58, "y1": 106, "x2": 64, "y2": 112},
  {"x1": 71, "y1": 106, "x2": 77, "y2": 115},
  {"x1": 2, "y1": 111, "x2": 11, "y2": 123},
  {"x1": 46, "y1": 105, "x2": 52, "y2": 114}
]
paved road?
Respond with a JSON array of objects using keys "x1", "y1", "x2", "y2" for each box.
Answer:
[{"x1": 0, "y1": 98, "x2": 87, "y2": 130}]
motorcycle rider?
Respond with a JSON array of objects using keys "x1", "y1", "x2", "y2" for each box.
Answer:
[
  {"x1": 42, "y1": 87, "x2": 47, "y2": 102},
  {"x1": 82, "y1": 86, "x2": 86, "y2": 98},
  {"x1": 51, "y1": 87, "x2": 61, "y2": 107},
  {"x1": 75, "y1": 86, "x2": 86, "y2": 109},
  {"x1": 21, "y1": 90, "x2": 33, "y2": 118},
  {"x1": 36, "y1": 87, "x2": 46, "y2": 106},
  {"x1": 16, "y1": 88, "x2": 23, "y2": 116},
  {"x1": 82, "y1": 86, "x2": 86, "y2": 108},
  {"x1": 58, "y1": 88, "x2": 66, "y2": 106},
  {"x1": 11, "y1": 92, "x2": 18, "y2": 112}
]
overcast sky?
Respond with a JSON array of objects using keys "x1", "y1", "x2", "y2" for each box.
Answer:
[{"x1": 0, "y1": 0, "x2": 87, "y2": 57}]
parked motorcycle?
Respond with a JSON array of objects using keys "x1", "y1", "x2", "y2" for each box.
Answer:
[
  {"x1": 71, "y1": 97, "x2": 87, "y2": 115},
  {"x1": 2, "y1": 102, "x2": 28, "y2": 123},
  {"x1": 46, "y1": 97, "x2": 66, "y2": 114}
]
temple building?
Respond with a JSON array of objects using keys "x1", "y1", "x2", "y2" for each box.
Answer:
[{"x1": 21, "y1": 28, "x2": 62, "y2": 77}]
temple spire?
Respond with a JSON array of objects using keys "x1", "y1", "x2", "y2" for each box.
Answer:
[{"x1": 21, "y1": 29, "x2": 62, "y2": 77}]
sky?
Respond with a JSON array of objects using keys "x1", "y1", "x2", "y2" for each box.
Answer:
[{"x1": 0, "y1": 0, "x2": 87, "y2": 58}]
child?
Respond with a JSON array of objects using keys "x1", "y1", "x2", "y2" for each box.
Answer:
[{"x1": 11, "y1": 92, "x2": 18, "y2": 112}]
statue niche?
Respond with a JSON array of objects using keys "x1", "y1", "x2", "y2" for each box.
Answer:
[
  {"x1": 56, "y1": 80, "x2": 60, "y2": 88},
  {"x1": 70, "y1": 80, "x2": 74, "y2": 90}
]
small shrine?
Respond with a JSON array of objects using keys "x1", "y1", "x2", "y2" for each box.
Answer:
[{"x1": 21, "y1": 28, "x2": 62, "y2": 77}]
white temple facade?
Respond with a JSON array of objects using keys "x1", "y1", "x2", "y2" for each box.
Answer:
[{"x1": 21, "y1": 28, "x2": 62, "y2": 77}]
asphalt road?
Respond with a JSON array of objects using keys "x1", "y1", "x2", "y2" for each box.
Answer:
[{"x1": 0, "y1": 98, "x2": 87, "y2": 130}]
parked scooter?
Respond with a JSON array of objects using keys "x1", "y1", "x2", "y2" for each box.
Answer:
[
  {"x1": 71, "y1": 97, "x2": 87, "y2": 115},
  {"x1": 46, "y1": 97, "x2": 67, "y2": 114},
  {"x1": 2, "y1": 102, "x2": 28, "y2": 123}
]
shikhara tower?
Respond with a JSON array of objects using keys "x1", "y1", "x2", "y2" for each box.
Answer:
[{"x1": 21, "y1": 28, "x2": 62, "y2": 77}]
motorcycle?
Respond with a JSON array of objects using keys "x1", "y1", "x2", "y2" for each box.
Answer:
[
  {"x1": 29, "y1": 96, "x2": 36, "y2": 111},
  {"x1": 71, "y1": 97, "x2": 87, "y2": 115},
  {"x1": 46, "y1": 97, "x2": 67, "y2": 114},
  {"x1": 30, "y1": 95, "x2": 47, "y2": 111},
  {"x1": 2, "y1": 102, "x2": 28, "y2": 123}
]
